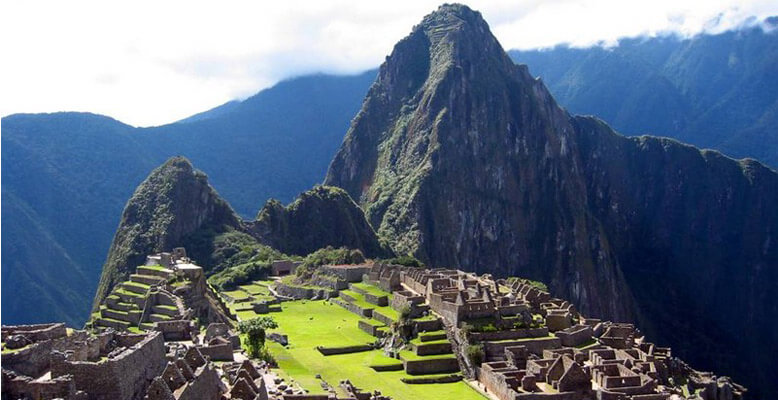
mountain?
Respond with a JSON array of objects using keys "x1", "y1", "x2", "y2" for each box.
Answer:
[
  {"x1": 92, "y1": 157, "x2": 241, "y2": 306},
  {"x1": 325, "y1": 4, "x2": 778, "y2": 398},
  {"x1": 509, "y1": 20, "x2": 778, "y2": 168},
  {"x1": 1, "y1": 70, "x2": 376, "y2": 326},
  {"x1": 248, "y1": 185, "x2": 392, "y2": 258},
  {"x1": 93, "y1": 156, "x2": 388, "y2": 306}
]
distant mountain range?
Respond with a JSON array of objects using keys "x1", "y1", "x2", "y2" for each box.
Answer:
[
  {"x1": 1, "y1": 70, "x2": 376, "y2": 327},
  {"x1": 510, "y1": 18, "x2": 778, "y2": 168}
]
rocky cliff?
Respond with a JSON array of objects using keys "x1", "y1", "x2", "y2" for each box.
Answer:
[
  {"x1": 93, "y1": 157, "x2": 387, "y2": 308},
  {"x1": 325, "y1": 4, "x2": 778, "y2": 396}
]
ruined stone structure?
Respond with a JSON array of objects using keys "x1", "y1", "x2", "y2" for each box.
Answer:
[{"x1": 355, "y1": 264, "x2": 747, "y2": 400}]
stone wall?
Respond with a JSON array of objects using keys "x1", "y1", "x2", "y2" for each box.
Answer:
[
  {"x1": 332, "y1": 298, "x2": 373, "y2": 318},
  {"x1": 471, "y1": 327, "x2": 549, "y2": 342},
  {"x1": 176, "y1": 364, "x2": 226, "y2": 400},
  {"x1": 320, "y1": 264, "x2": 371, "y2": 282},
  {"x1": 1, "y1": 369, "x2": 78, "y2": 400},
  {"x1": 403, "y1": 357, "x2": 460, "y2": 375},
  {"x1": 198, "y1": 342, "x2": 233, "y2": 361},
  {"x1": 1, "y1": 323, "x2": 67, "y2": 343},
  {"x1": 316, "y1": 344, "x2": 373, "y2": 355},
  {"x1": 555, "y1": 325, "x2": 594, "y2": 347},
  {"x1": 414, "y1": 341, "x2": 452, "y2": 356},
  {"x1": 484, "y1": 337, "x2": 561, "y2": 357},
  {"x1": 51, "y1": 332, "x2": 166, "y2": 400},
  {"x1": 364, "y1": 293, "x2": 389, "y2": 307},
  {"x1": 358, "y1": 320, "x2": 386, "y2": 338},
  {"x1": 154, "y1": 320, "x2": 193, "y2": 341}
]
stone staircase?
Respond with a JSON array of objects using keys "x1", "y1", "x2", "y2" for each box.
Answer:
[{"x1": 94, "y1": 265, "x2": 184, "y2": 332}]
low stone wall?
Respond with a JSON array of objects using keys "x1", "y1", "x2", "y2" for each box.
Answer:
[
  {"x1": 484, "y1": 337, "x2": 562, "y2": 358},
  {"x1": 555, "y1": 324, "x2": 594, "y2": 347},
  {"x1": 370, "y1": 363, "x2": 404, "y2": 372},
  {"x1": 414, "y1": 319, "x2": 442, "y2": 332},
  {"x1": 1, "y1": 369, "x2": 77, "y2": 400},
  {"x1": 401, "y1": 374, "x2": 462, "y2": 384},
  {"x1": 316, "y1": 344, "x2": 373, "y2": 355},
  {"x1": 515, "y1": 392, "x2": 579, "y2": 399},
  {"x1": 155, "y1": 320, "x2": 193, "y2": 341},
  {"x1": 332, "y1": 298, "x2": 373, "y2": 318},
  {"x1": 471, "y1": 327, "x2": 549, "y2": 342},
  {"x1": 198, "y1": 342, "x2": 233, "y2": 361},
  {"x1": 51, "y1": 331, "x2": 166, "y2": 400},
  {"x1": 320, "y1": 265, "x2": 372, "y2": 282},
  {"x1": 274, "y1": 283, "x2": 314, "y2": 299},
  {"x1": 403, "y1": 357, "x2": 460, "y2": 375},
  {"x1": 372, "y1": 310, "x2": 395, "y2": 326},
  {"x1": 2, "y1": 331, "x2": 99, "y2": 377},
  {"x1": 414, "y1": 341, "x2": 452, "y2": 356},
  {"x1": 311, "y1": 273, "x2": 349, "y2": 290},
  {"x1": 276, "y1": 284, "x2": 336, "y2": 300},
  {"x1": 1, "y1": 323, "x2": 67, "y2": 343},
  {"x1": 358, "y1": 320, "x2": 386, "y2": 338},
  {"x1": 364, "y1": 293, "x2": 389, "y2": 307}
]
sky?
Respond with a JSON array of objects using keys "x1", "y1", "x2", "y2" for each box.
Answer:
[{"x1": 2, "y1": 0, "x2": 777, "y2": 127}]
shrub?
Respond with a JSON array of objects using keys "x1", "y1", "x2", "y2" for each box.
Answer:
[
  {"x1": 294, "y1": 246, "x2": 365, "y2": 281},
  {"x1": 380, "y1": 254, "x2": 424, "y2": 268},
  {"x1": 238, "y1": 316, "x2": 279, "y2": 358},
  {"x1": 465, "y1": 344, "x2": 485, "y2": 366}
]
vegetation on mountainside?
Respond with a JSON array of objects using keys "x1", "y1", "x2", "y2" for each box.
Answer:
[
  {"x1": 252, "y1": 185, "x2": 393, "y2": 259},
  {"x1": 293, "y1": 246, "x2": 366, "y2": 281}
]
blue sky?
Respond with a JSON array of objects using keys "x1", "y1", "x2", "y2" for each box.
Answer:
[{"x1": 2, "y1": 0, "x2": 777, "y2": 127}]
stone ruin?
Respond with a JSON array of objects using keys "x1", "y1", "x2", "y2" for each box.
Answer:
[{"x1": 354, "y1": 264, "x2": 747, "y2": 400}]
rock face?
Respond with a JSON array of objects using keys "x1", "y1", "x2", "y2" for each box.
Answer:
[
  {"x1": 93, "y1": 158, "x2": 386, "y2": 308},
  {"x1": 248, "y1": 185, "x2": 392, "y2": 258},
  {"x1": 325, "y1": 4, "x2": 778, "y2": 396}
]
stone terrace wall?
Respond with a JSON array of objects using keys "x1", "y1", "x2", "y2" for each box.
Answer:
[
  {"x1": 51, "y1": 332, "x2": 166, "y2": 400},
  {"x1": 2, "y1": 330, "x2": 99, "y2": 377},
  {"x1": 403, "y1": 357, "x2": 460, "y2": 375},
  {"x1": 1, "y1": 323, "x2": 67, "y2": 342},
  {"x1": 471, "y1": 327, "x2": 549, "y2": 342},
  {"x1": 320, "y1": 265, "x2": 371, "y2": 282}
]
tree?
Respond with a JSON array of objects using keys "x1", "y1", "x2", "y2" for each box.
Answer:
[{"x1": 238, "y1": 316, "x2": 278, "y2": 358}]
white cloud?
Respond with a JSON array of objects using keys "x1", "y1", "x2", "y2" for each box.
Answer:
[{"x1": 1, "y1": 0, "x2": 776, "y2": 127}]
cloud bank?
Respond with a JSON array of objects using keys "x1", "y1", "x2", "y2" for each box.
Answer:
[{"x1": 2, "y1": 0, "x2": 777, "y2": 126}]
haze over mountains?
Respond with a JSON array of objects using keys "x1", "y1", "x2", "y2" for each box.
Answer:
[{"x1": 2, "y1": 5, "x2": 778, "y2": 398}]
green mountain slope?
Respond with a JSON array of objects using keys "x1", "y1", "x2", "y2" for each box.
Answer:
[{"x1": 93, "y1": 157, "x2": 388, "y2": 307}]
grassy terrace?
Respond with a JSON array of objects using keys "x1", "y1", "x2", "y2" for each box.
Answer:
[
  {"x1": 339, "y1": 288, "x2": 400, "y2": 322},
  {"x1": 238, "y1": 300, "x2": 484, "y2": 400},
  {"x1": 399, "y1": 350, "x2": 457, "y2": 362},
  {"x1": 350, "y1": 282, "x2": 391, "y2": 297},
  {"x1": 138, "y1": 264, "x2": 168, "y2": 272}
]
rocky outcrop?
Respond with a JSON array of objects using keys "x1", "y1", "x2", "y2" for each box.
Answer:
[
  {"x1": 94, "y1": 159, "x2": 386, "y2": 309},
  {"x1": 93, "y1": 157, "x2": 240, "y2": 308},
  {"x1": 248, "y1": 185, "x2": 392, "y2": 258},
  {"x1": 325, "y1": 4, "x2": 778, "y2": 396}
]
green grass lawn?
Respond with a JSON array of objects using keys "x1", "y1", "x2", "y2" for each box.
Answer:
[{"x1": 261, "y1": 300, "x2": 485, "y2": 400}]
